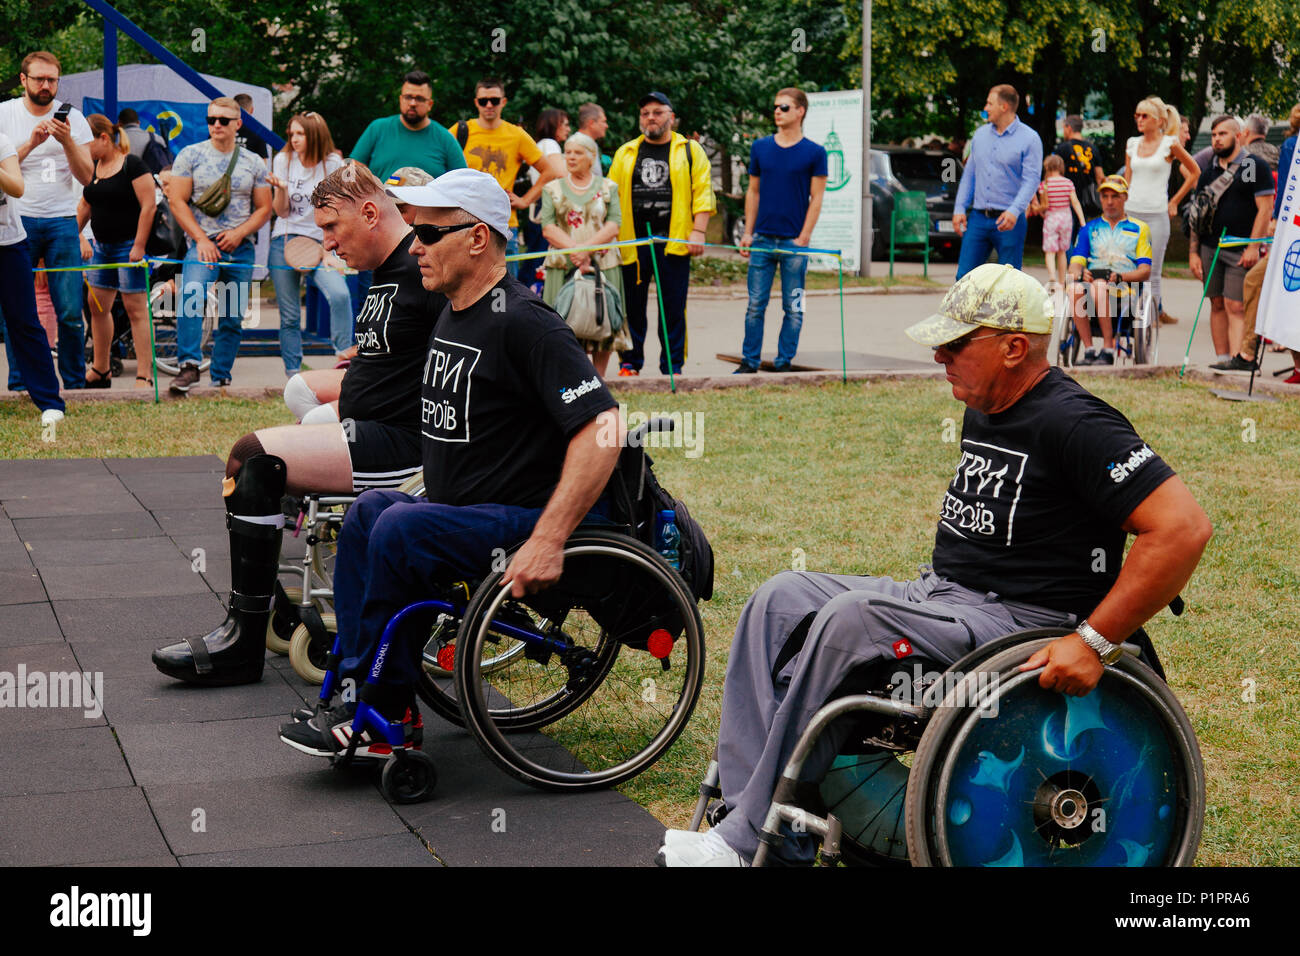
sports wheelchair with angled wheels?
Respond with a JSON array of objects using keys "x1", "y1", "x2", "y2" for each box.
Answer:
[
  {"x1": 1054, "y1": 279, "x2": 1159, "y2": 368},
  {"x1": 297, "y1": 418, "x2": 711, "y2": 802},
  {"x1": 690, "y1": 616, "x2": 1204, "y2": 867}
]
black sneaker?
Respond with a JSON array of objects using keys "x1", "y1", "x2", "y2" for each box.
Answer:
[
  {"x1": 732, "y1": 363, "x2": 758, "y2": 374},
  {"x1": 1099, "y1": 350, "x2": 1115, "y2": 365},
  {"x1": 771, "y1": 362, "x2": 792, "y2": 373},
  {"x1": 170, "y1": 363, "x2": 200, "y2": 394},
  {"x1": 1078, "y1": 349, "x2": 1099, "y2": 366},
  {"x1": 278, "y1": 701, "x2": 423, "y2": 758},
  {"x1": 211, "y1": 377, "x2": 232, "y2": 387},
  {"x1": 1210, "y1": 355, "x2": 1255, "y2": 373}
]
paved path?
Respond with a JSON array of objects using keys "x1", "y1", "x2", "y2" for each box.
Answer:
[
  {"x1": 0, "y1": 260, "x2": 1265, "y2": 395},
  {"x1": 0, "y1": 455, "x2": 664, "y2": 866}
]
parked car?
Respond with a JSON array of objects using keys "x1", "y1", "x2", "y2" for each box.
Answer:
[
  {"x1": 872, "y1": 146, "x2": 963, "y2": 262},
  {"x1": 724, "y1": 147, "x2": 964, "y2": 263}
]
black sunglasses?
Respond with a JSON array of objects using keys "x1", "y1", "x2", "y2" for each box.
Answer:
[
  {"x1": 934, "y1": 330, "x2": 1008, "y2": 353},
  {"x1": 476, "y1": 96, "x2": 502, "y2": 106},
  {"x1": 774, "y1": 103, "x2": 792, "y2": 112},
  {"x1": 412, "y1": 221, "x2": 480, "y2": 245},
  {"x1": 206, "y1": 116, "x2": 235, "y2": 126}
]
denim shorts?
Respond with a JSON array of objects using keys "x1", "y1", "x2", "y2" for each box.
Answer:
[{"x1": 85, "y1": 239, "x2": 147, "y2": 294}]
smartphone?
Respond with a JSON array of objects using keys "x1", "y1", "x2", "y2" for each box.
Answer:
[{"x1": 53, "y1": 103, "x2": 72, "y2": 124}]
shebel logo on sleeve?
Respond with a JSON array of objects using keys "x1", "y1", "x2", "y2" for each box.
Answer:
[
  {"x1": 1107, "y1": 444, "x2": 1155, "y2": 483},
  {"x1": 560, "y1": 375, "x2": 603, "y2": 405}
]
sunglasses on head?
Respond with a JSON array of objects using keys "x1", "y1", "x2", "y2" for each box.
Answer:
[
  {"x1": 774, "y1": 103, "x2": 792, "y2": 112},
  {"x1": 412, "y1": 221, "x2": 480, "y2": 245},
  {"x1": 206, "y1": 115, "x2": 236, "y2": 126},
  {"x1": 476, "y1": 96, "x2": 502, "y2": 107}
]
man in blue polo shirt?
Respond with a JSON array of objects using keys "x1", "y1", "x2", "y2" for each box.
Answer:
[
  {"x1": 952, "y1": 84, "x2": 1043, "y2": 278},
  {"x1": 734, "y1": 88, "x2": 828, "y2": 373}
]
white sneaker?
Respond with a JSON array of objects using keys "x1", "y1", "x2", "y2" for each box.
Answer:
[
  {"x1": 662, "y1": 828, "x2": 707, "y2": 848},
  {"x1": 40, "y1": 408, "x2": 65, "y2": 427},
  {"x1": 655, "y1": 828, "x2": 744, "y2": 867}
]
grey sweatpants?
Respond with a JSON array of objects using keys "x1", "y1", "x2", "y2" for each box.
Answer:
[{"x1": 712, "y1": 568, "x2": 1076, "y2": 864}]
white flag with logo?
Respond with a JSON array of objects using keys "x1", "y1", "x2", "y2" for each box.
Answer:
[{"x1": 1255, "y1": 142, "x2": 1300, "y2": 352}]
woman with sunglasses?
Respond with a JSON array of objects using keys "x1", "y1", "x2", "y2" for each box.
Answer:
[
  {"x1": 1124, "y1": 97, "x2": 1199, "y2": 323},
  {"x1": 76, "y1": 114, "x2": 156, "y2": 387},
  {"x1": 266, "y1": 111, "x2": 351, "y2": 374}
]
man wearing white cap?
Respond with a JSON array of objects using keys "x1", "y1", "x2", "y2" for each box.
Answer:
[
  {"x1": 281, "y1": 167, "x2": 622, "y2": 756},
  {"x1": 658, "y1": 264, "x2": 1212, "y2": 866}
]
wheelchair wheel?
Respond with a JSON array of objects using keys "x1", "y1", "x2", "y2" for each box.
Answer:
[
  {"x1": 453, "y1": 528, "x2": 705, "y2": 792},
  {"x1": 1052, "y1": 290, "x2": 1080, "y2": 368},
  {"x1": 266, "y1": 585, "x2": 302, "y2": 655},
  {"x1": 288, "y1": 613, "x2": 336, "y2": 685},
  {"x1": 904, "y1": 637, "x2": 1204, "y2": 867},
  {"x1": 821, "y1": 751, "x2": 912, "y2": 866},
  {"x1": 1131, "y1": 292, "x2": 1159, "y2": 365},
  {"x1": 151, "y1": 283, "x2": 215, "y2": 376},
  {"x1": 381, "y1": 750, "x2": 438, "y2": 804},
  {"x1": 416, "y1": 605, "x2": 530, "y2": 729}
]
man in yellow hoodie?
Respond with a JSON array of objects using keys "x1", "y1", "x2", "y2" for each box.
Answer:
[{"x1": 608, "y1": 92, "x2": 715, "y2": 376}]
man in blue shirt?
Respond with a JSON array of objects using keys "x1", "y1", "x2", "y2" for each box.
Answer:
[
  {"x1": 735, "y1": 88, "x2": 828, "y2": 373},
  {"x1": 952, "y1": 85, "x2": 1043, "y2": 278}
]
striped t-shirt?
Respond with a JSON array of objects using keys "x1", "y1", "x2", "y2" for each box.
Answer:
[{"x1": 1041, "y1": 176, "x2": 1076, "y2": 211}]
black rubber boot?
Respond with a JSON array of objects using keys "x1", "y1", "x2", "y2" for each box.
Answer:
[{"x1": 153, "y1": 455, "x2": 288, "y2": 686}]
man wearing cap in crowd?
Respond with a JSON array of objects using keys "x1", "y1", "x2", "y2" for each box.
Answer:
[
  {"x1": 658, "y1": 263, "x2": 1212, "y2": 866},
  {"x1": 280, "y1": 167, "x2": 623, "y2": 756},
  {"x1": 608, "y1": 91, "x2": 715, "y2": 376},
  {"x1": 1065, "y1": 173, "x2": 1153, "y2": 366}
]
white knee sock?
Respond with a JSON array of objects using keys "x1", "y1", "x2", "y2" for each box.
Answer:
[
  {"x1": 284, "y1": 373, "x2": 322, "y2": 421},
  {"x1": 301, "y1": 403, "x2": 340, "y2": 425}
]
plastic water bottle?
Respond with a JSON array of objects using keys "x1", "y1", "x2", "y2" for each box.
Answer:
[{"x1": 656, "y1": 509, "x2": 681, "y2": 571}]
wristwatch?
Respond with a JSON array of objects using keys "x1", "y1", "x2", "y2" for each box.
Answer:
[{"x1": 1077, "y1": 619, "x2": 1123, "y2": 664}]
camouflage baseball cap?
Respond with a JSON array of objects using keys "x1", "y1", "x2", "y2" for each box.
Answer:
[{"x1": 905, "y1": 264, "x2": 1052, "y2": 346}]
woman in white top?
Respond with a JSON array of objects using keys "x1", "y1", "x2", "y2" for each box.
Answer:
[
  {"x1": 266, "y1": 112, "x2": 349, "y2": 374},
  {"x1": 1124, "y1": 96, "x2": 1199, "y2": 322},
  {"x1": 0, "y1": 130, "x2": 64, "y2": 424},
  {"x1": 521, "y1": 109, "x2": 570, "y2": 281}
]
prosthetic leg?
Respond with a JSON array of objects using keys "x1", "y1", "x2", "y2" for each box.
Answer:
[{"x1": 152, "y1": 455, "x2": 288, "y2": 685}]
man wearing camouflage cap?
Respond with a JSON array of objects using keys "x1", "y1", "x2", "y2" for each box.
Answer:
[{"x1": 659, "y1": 263, "x2": 1212, "y2": 866}]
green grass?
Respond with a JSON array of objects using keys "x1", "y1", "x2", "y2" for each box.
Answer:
[{"x1": 3, "y1": 375, "x2": 1296, "y2": 864}]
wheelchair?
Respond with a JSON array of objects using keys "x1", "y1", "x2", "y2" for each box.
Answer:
[
  {"x1": 1053, "y1": 278, "x2": 1158, "y2": 367},
  {"x1": 266, "y1": 474, "x2": 426, "y2": 683},
  {"x1": 298, "y1": 419, "x2": 709, "y2": 803},
  {"x1": 689, "y1": 622, "x2": 1205, "y2": 867}
]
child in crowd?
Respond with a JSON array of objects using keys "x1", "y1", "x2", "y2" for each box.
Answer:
[{"x1": 1038, "y1": 154, "x2": 1086, "y2": 290}]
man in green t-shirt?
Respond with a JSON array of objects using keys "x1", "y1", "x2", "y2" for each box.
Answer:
[{"x1": 350, "y1": 70, "x2": 466, "y2": 182}]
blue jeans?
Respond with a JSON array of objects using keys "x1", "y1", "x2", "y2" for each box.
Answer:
[
  {"x1": 955, "y1": 210, "x2": 1028, "y2": 279},
  {"x1": 0, "y1": 240, "x2": 63, "y2": 412},
  {"x1": 268, "y1": 235, "x2": 354, "y2": 373},
  {"x1": 3, "y1": 216, "x2": 84, "y2": 389},
  {"x1": 505, "y1": 226, "x2": 520, "y2": 278},
  {"x1": 742, "y1": 236, "x2": 809, "y2": 368},
  {"x1": 179, "y1": 238, "x2": 255, "y2": 381}
]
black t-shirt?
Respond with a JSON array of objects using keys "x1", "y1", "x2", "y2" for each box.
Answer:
[
  {"x1": 1194, "y1": 153, "x2": 1269, "y2": 242},
  {"x1": 931, "y1": 368, "x2": 1175, "y2": 616},
  {"x1": 420, "y1": 274, "x2": 617, "y2": 508},
  {"x1": 236, "y1": 128, "x2": 271, "y2": 163},
  {"x1": 631, "y1": 140, "x2": 673, "y2": 238},
  {"x1": 82, "y1": 154, "x2": 151, "y2": 243},
  {"x1": 338, "y1": 231, "x2": 444, "y2": 431},
  {"x1": 1054, "y1": 138, "x2": 1101, "y2": 212}
]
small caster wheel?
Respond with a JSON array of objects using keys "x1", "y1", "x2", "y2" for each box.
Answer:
[
  {"x1": 705, "y1": 800, "x2": 729, "y2": 828},
  {"x1": 288, "y1": 613, "x2": 336, "y2": 685},
  {"x1": 382, "y1": 750, "x2": 439, "y2": 804},
  {"x1": 267, "y1": 586, "x2": 303, "y2": 655}
]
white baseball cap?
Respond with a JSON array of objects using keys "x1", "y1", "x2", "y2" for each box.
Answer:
[{"x1": 385, "y1": 168, "x2": 511, "y2": 238}]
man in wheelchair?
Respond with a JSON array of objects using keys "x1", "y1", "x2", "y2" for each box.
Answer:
[
  {"x1": 1066, "y1": 174, "x2": 1153, "y2": 366},
  {"x1": 657, "y1": 264, "x2": 1211, "y2": 866},
  {"x1": 278, "y1": 169, "x2": 622, "y2": 756},
  {"x1": 152, "y1": 162, "x2": 446, "y2": 686}
]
